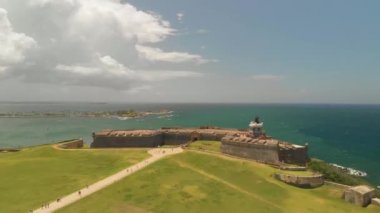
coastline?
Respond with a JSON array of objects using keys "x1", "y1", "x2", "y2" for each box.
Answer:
[{"x1": 0, "y1": 103, "x2": 379, "y2": 186}]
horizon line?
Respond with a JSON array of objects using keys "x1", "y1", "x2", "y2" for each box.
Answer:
[{"x1": 0, "y1": 101, "x2": 380, "y2": 106}]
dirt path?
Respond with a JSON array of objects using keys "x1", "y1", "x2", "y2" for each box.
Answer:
[{"x1": 32, "y1": 147, "x2": 183, "y2": 213}]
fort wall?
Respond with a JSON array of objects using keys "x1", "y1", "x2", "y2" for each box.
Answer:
[
  {"x1": 220, "y1": 134, "x2": 308, "y2": 165},
  {"x1": 162, "y1": 132, "x2": 192, "y2": 145},
  {"x1": 90, "y1": 127, "x2": 308, "y2": 166},
  {"x1": 91, "y1": 128, "x2": 244, "y2": 148},
  {"x1": 273, "y1": 173, "x2": 324, "y2": 188},
  {"x1": 91, "y1": 130, "x2": 163, "y2": 148},
  {"x1": 221, "y1": 140, "x2": 280, "y2": 164},
  {"x1": 279, "y1": 145, "x2": 309, "y2": 166}
]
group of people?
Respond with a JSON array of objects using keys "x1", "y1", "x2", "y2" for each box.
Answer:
[{"x1": 33, "y1": 184, "x2": 89, "y2": 212}]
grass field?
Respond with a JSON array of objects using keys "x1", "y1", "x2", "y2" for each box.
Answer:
[
  {"x1": 59, "y1": 151, "x2": 379, "y2": 213},
  {"x1": 0, "y1": 145, "x2": 149, "y2": 212},
  {"x1": 186, "y1": 140, "x2": 221, "y2": 152}
]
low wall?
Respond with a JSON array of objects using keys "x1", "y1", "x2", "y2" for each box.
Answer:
[
  {"x1": 324, "y1": 181, "x2": 350, "y2": 189},
  {"x1": 59, "y1": 139, "x2": 84, "y2": 149},
  {"x1": 273, "y1": 173, "x2": 324, "y2": 188},
  {"x1": 91, "y1": 134, "x2": 163, "y2": 148},
  {"x1": 221, "y1": 141, "x2": 280, "y2": 165},
  {"x1": 372, "y1": 198, "x2": 380, "y2": 207},
  {"x1": 0, "y1": 148, "x2": 21, "y2": 152}
]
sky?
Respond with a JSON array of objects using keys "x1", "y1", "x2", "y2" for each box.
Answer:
[{"x1": 0, "y1": 0, "x2": 379, "y2": 104}]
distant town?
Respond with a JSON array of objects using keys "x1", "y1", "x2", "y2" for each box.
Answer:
[{"x1": 0, "y1": 109, "x2": 173, "y2": 119}]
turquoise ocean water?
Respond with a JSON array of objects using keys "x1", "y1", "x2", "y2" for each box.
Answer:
[{"x1": 0, "y1": 102, "x2": 379, "y2": 185}]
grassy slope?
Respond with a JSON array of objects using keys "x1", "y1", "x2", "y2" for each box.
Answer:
[
  {"x1": 59, "y1": 151, "x2": 379, "y2": 213},
  {"x1": 0, "y1": 145, "x2": 149, "y2": 212},
  {"x1": 187, "y1": 140, "x2": 221, "y2": 153}
]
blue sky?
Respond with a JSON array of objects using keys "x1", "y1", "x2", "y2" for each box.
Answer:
[
  {"x1": 0, "y1": 0, "x2": 379, "y2": 103},
  {"x1": 129, "y1": 0, "x2": 380, "y2": 103}
]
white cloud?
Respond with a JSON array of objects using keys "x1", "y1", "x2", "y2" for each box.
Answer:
[
  {"x1": 55, "y1": 64, "x2": 101, "y2": 75},
  {"x1": 135, "y1": 45, "x2": 210, "y2": 64},
  {"x1": 68, "y1": 0, "x2": 174, "y2": 44},
  {"x1": 56, "y1": 55, "x2": 202, "y2": 89},
  {"x1": 139, "y1": 70, "x2": 202, "y2": 81},
  {"x1": 251, "y1": 74, "x2": 284, "y2": 81},
  {"x1": 28, "y1": 0, "x2": 75, "y2": 6},
  {"x1": 0, "y1": 8, "x2": 36, "y2": 67},
  {"x1": 0, "y1": 0, "x2": 210, "y2": 94},
  {"x1": 0, "y1": 66, "x2": 7, "y2": 73},
  {"x1": 28, "y1": 0, "x2": 174, "y2": 44},
  {"x1": 176, "y1": 12, "x2": 184, "y2": 22}
]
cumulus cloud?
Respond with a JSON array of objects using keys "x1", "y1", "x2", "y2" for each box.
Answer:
[
  {"x1": 0, "y1": 8, "x2": 36, "y2": 68},
  {"x1": 136, "y1": 45, "x2": 211, "y2": 64},
  {"x1": 251, "y1": 74, "x2": 284, "y2": 81},
  {"x1": 66, "y1": 0, "x2": 174, "y2": 44},
  {"x1": 0, "y1": 0, "x2": 208, "y2": 92},
  {"x1": 55, "y1": 55, "x2": 202, "y2": 89}
]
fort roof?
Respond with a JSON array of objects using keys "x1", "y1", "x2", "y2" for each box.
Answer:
[
  {"x1": 161, "y1": 128, "x2": 243, "y2": 135},
  {"x1": 94, "y1": 127, "x2": 245, "y2": 137},
  {"x1": 95, "y1": 129, "x2": 160, "y2": 137},
  {"x1": 351, "y1": 185, "x2": 375, "y2": 195},
  {"x1": 222, "y1": 134, "x2": 279, "y2": 146}
]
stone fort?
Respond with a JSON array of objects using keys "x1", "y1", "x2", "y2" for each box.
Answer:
[{"x1": 91, "y1": 117, "x2": 309, "y2": 165}]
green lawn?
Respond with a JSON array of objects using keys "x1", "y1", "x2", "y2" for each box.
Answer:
[
  {"x1": 59, "y1": 151, "x2": 379, "y2": 213},
  {"x1": 0, "y1": 145, "x2": 149, "y2": 212},
  {"x1": 187, "y1": 140, "x2": 221, "y2": 152}
]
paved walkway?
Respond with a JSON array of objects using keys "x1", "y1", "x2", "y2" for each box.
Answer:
[{"x1": 32, "y1": 147, "x2": 183, "y2": 213}]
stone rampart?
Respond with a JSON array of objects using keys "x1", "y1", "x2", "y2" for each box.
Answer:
[
  {"x1": 221, "y1": 140, "x2": 280, "y2": 165},
  {"x1": 162, "y1": 132, "x2": 192, "y2": 145},
  {"x1": 58, "y1": 139, "x2": 84, "y2": 149},
  {"x1": 273, "y1": 173, "x2": 324, "y2": 188},
  {"x1": 91, "y1": 130, "x2": 163, "y2": 148},
  {"x1": 220, "y1": 134, "x2": 308, "y2": 166},
  {"x1": 90, "y1": 127, "x2": 308, "y2": 166},
  {"x1": 279, "y1": 144, "x2": 309, "y2": 166},
  {"x1": 91, "y1": 128, "x2": 244, "y2": 148}
]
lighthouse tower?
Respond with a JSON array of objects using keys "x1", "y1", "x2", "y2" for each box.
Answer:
[{"x1": 249, "y1": 116, "x2": 264, "y2": 138}]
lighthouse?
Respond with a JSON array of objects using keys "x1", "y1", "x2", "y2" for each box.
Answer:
[{"x1": 249, "y1": 116, "x2": 265, "y2": 138}]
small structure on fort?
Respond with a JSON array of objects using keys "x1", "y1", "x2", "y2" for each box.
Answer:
[
  {"x1": 249, "y1": 116, "x2": 265, "y2": 138},
  {"x1": 91, "y1": 117, "x2": 309, "y2": 166},
  {"x1": 343, "y1": 185, "x2": 376, "y2": 207}
]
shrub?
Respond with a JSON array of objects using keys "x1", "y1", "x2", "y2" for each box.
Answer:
[{"x1": 307, "y1": 159, "x2": 369, "y2": 186}]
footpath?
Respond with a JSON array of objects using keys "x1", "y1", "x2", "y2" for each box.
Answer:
[{"x1": 33, "y1": 147, "x2": 183, "y2": 213}]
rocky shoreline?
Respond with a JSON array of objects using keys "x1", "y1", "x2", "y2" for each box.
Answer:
[{"x1": 329, "y1": 163, "x2": 367, "y2": 177}]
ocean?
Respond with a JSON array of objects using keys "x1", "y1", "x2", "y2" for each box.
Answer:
[{"x1": 0, "y1": 102, "x2": 379, "y2": 185}]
